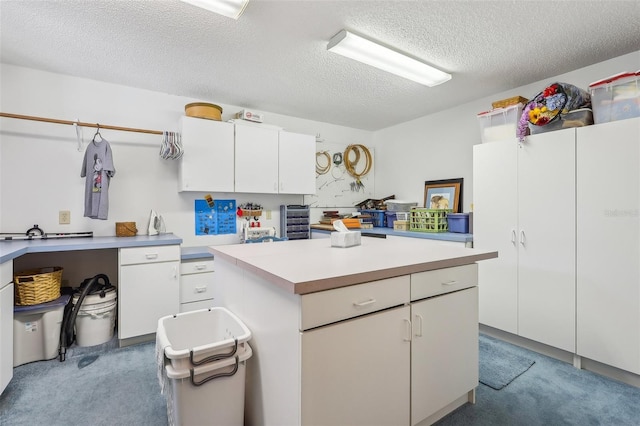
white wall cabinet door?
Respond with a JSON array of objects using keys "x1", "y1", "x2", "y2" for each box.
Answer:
[
  {"x1": 473, "y1": 139, "x2": 518, "y2": 334},
  {"x1": 518, "y1": 129, "x2": 576, "y2": 352},
  {"x1": 473, "y1": 129, "x2": 576, "y2": 352},
  {"x1": 576, "y1": 118, "x2": 640, "y2": 374},
  {"x1": 301, "y1": 305, "x2": 411, "y2": 426},
  {"x1": 234, "y1": 123, "x2": 279, "y2": 193},
  {"x1": 411, "y1": 287, "x2": 478, "y2": 425},
  {"x1": 278, "y1": 130, "x2": 315, "y2": 194},
  {"x1": 178, "y1": 116, "x2": 235, "y2": 192}
]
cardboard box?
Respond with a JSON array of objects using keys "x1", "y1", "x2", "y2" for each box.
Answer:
[{"x1": 235, "y1": 109, "x2": 264, "y2": 123}]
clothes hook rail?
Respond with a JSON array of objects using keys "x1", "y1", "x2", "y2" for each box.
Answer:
[{"x1": 0, "y1": 112, "x2": 164, "y2": 135}]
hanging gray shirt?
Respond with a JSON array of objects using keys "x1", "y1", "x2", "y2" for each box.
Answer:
[{"x1": 81, "y1": 139, "x2": 115, "y2": 220}]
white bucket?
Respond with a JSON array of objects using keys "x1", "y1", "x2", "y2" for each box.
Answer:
[{"x1": 73, "y1": 288, "x2": 117, "y2": 347}]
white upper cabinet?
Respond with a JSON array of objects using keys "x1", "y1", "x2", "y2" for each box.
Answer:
[
  {"x1": 178, "y1": 116, "x2": 235, "y2": 192},
  {"x1": 278, "y1": 130, "x2": 315, "y2": 194},
  {"x1": 234, "y1": 122, "x2": 315, "y2": 194}
]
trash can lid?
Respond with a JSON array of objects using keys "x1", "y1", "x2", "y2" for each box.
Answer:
[{"x1": 14, "y1": 294, "x2": 71, "y2": 313}]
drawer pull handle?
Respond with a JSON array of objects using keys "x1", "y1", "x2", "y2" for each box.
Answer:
[
  {"x1": 442, "y1": 280, "x2": 458, "y2": 286},
  {"x1": 195, "y1": 286, "x2": 207, "y2": 293},
  {"x1": 195, "y1": 264, "x2": 207, "y2": 270},
  {"x1": 353, "y1": 298, "x2": 376, "y2": 308},
  {"x1": 145, "y1": 253, "x2": 159, "y2": 259}
]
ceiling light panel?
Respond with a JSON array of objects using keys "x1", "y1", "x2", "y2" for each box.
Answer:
[
  {"x1": 181, "y1": 0, "x2": 249, "y2": 19},
  {"x1": 327, "y1": 30, "x2": 451, "y2": 87}
]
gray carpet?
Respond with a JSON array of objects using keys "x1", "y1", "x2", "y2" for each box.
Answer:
[
  {"x1": 0, "y1": 340, "x2": 168, "y2": 426},
  {"x1": 479, "y1": 333, "x2": 535, "y2": 390}
]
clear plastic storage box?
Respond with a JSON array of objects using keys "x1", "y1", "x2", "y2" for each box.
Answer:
[
  {"x1": 476, "y1": 103, "x2": 524, "y2": 143},
  {"x1": 589, "y1": 72, "x2": 640, "y2": 124}
]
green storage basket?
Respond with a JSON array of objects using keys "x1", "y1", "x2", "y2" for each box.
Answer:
[{"x1": 409, "y1": 209, "x2": 451, "y2": 233}]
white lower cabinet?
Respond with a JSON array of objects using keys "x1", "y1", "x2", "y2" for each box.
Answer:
[
  {"x1": 0, "y1": 261, "x2": 13, "y2": 395},
  {"x1": 300, "y1": 266, "x2": 479, "y2": 426},
  {"x1": 118, "y1": 245, "x2": 180, "y2": 340},
  {"x1": 179, "y1": 259, "x2": 216, "y2": 313},
  {"x1": 576, "y1": 118, "x2": 640, "y2": 374},
  {"x1": 301, "y1": 305, "x2": 411, "y2": 426}
]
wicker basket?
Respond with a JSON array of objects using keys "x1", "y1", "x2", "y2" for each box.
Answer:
[
  {"x1": 491, "y1": 96, "x2": 528, "y2": 109},
  {"x1": 14, "y1": 266, "x2": 63, "y2": 306},
  {"x1": 116, "y1": 222, "x2": 138, "y2": 237}
]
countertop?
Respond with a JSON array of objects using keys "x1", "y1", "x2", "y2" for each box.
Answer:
[
  {"x1": 311, "y1": 225, "x2": 473, "y2": 243},
  {"x1": 0, "y1": 234, "x2": 183, "y2": 263},
  {"x1": 209, "y1": 237, "x2": 497, "y2": 295}
]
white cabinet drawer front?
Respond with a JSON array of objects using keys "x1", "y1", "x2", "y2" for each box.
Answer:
[
  {"x1": 1, "y1": 261, "x2": 12, "y2": 285},
  {"x1": 301, "y1": 276, "x2": 410, "y2": 330},
  {"x1": 180, "y1": 260, "x2": 214, "y2": 275},
  {"x1": 180, "y1": 273, "x2": 214, "y2": 303},
  {"x1": 411, "y1": 264, "x2": 478, "y2": 301},
  {"x1": 119, "y1": 245, "x2": 180, "y2": 265}
]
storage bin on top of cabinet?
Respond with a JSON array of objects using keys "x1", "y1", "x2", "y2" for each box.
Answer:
[{"x1": 589, "y1": 72, "x2": 640, "y2": 124}]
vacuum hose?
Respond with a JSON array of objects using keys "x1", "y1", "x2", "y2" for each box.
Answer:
[{"x1": 59, "y1": 274, "x2": 114, "y2": 362}]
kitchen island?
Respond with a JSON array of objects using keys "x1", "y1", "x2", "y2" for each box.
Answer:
[{"x1": 209, "y1": 236, "x2": 498, "y2": 426}]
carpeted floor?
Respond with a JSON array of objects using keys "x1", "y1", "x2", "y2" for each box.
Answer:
[
  {"x1": 2, "y1": 333, "x2": 639, "y2": 426},
  {"x1": 478, "y1": 334, "x2": 535, "y2": 390}
]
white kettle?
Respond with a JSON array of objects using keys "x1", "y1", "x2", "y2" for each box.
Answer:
[{"x1": 147, "y1": 209, "x2": 166, "y2": 236}]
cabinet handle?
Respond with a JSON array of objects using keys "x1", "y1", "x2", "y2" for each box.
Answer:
[
  {"x1": 353, "y1": 298, "x2": 376, "y2": 308},
  {"x1": 403, "y1": 319, "x2": 412, "y2": 342},
  {"x1": 511, "y1": 229, "x2": 517, "y2": 245},
  {"x1": 520, "y1": 230, "x2": 526, "y2": 247},
  {"x1": 195, "y1": 286, "x2": 207, "y2": 293},
  {"x1": 145, "y1": 253, "x2": 159, "y2": 259},
  {"x1": 173, "y1": 266, "x2": 178, "y2": 278},
  {"x1": 414, "y1": 314, "x2": 423, "y2": 337},
  {"x1": 442, "y1": 280, "x2": 458, "y2": 286},
  {"x1": 195, "y1": 264, "x2": 207, "y2": 270}
]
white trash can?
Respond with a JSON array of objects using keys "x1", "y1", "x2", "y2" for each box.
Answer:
[
  {"x1": 72, "y1": 287, "x2": 117, "y2": 347},
  {"x1": 157, "y1": 307, "x2": 253, "y2": 426}
]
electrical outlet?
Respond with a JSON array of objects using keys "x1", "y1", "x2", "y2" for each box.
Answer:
[
  {"x1": 59, "y1": 210, "x2": 71, "y2": 224},
  {"x1": 265, "y1": 210, "x2": 272, "y2": 220}
]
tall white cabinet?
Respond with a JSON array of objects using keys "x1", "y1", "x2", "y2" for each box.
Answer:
[
  {"x1": 473, "y1": 129, "x2": 576, "y2": 352},
  {"x1": 576, "y1": 118, "x2": 640, "y2": 374}
]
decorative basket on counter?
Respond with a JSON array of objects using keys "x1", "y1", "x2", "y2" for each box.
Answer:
[
  {"x1": 14, "y1": 266, "x2": 63, "y2": 305},
  {"x1": 116, "y1": 221, "x2": 138, "y2": 237}
]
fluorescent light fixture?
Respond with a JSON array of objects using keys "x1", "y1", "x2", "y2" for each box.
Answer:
[
  {"x1": 181, "y1": 0, "x2": 249, "y2": 19},
  {"x1": 327, "y1": 30, "x2": 451, "y2": 87}
]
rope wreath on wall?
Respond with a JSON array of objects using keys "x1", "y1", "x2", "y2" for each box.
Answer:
[{"x1": 344, "y1": 144, "x2": 372, "y2": 191}]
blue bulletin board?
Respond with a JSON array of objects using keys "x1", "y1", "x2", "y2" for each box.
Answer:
[{"x1": 195, "y1": 199, "x2": 236, "y2": 235}]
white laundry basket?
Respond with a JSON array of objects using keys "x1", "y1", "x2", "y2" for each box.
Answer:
[
  {"x1": 157, "y1": 307, "x2": 253, "y2": 426},
  {"x1": 72, "y1": 287, "x2": 117, "y2": 347}
]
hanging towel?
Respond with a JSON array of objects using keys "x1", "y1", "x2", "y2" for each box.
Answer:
[{"x1": 81, "y1": 139, "x2": 115, "y2": 219}]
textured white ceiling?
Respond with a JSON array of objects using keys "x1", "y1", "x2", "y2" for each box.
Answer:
[{"x1": 1, "y1": 0, "x2": 639, "y2": 131}]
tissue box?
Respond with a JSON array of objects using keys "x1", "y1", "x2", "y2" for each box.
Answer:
[{"x1": 331, "y1": 231, "x2": 361, "y2": 248}]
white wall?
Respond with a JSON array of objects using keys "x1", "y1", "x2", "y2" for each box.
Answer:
[
  {"x1": 372, "y1": 51, "x2": 640, "y2": 211},
  {"x1": 0, "y1": 64, "x2": 372, "y2": 246}
]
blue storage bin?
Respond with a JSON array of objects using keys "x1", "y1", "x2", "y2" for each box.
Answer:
[
  {"x1": 360, "y1": 210, "x2": 386, "y2": 227},
  {"x1": 385, "y1": 211, "x2": 397, "y2": 228},
  {"x1": 447, "y1": 213, "x2": 470, "y2": 233}
]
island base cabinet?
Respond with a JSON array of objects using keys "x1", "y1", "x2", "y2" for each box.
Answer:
[
  {"x1": 411, "y1": 287, "x2": 478, "y2": 425},
  {"x1": 301, "y1": 305, "x2": 411, "y2": 426}
]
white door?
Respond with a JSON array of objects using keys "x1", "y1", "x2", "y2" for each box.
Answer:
[
  {"x1": 118, "y1": 261, "x2": 180, "y2": 339},
  {"x1": 473, "y1": 140, "x2": 518, "y2": 333},
  {"x1": 517, "y1": 129, "x2": 576, "y2": 352},
  {"x1": 278, "y1": 131, "x2": 315, "y2": 194},
  {"x1": 179, "y1": 116, "x2": 235, "y2": 192},
  {"x1": 234, "y1": 124, "x2": 279, "y2": 193},
  {"x1": 0, "y1": 282, "x2": 13, "y2": 394},
  {"x1": 411, "y1": 287, "x2": 478, "y2": 425},
  {"x1": 301, "y1": 306, "x2": 411, "y2": 426},
  {"x1": 576, "y1": 118, "x2": 640, "y2": 373}
]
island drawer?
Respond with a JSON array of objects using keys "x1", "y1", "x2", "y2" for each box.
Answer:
[
  {"x1": 411, "y1": 264, "x2": 477, "y2": 301},
  {"x1": 119, "y1": 245, "x2": 180, "y2": 266},
  {"x1": 300, "y1": 276, "x2": 410, "y2": 330},
  {"x1": 180, "y1": 260, "x2": 215, "y2": 275}
]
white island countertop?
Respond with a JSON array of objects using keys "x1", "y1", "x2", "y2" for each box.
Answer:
[{"x1": 210, "y1": 236, "x2": 497, "y2": 294}]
